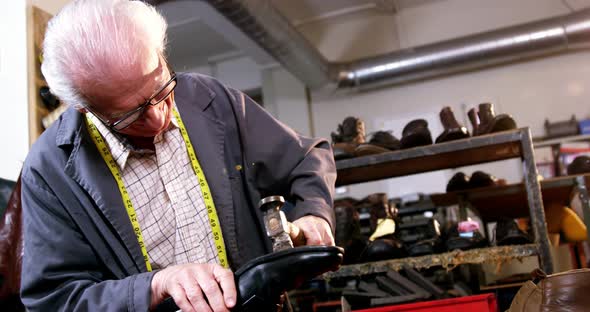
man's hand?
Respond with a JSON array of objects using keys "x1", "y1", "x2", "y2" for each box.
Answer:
[
  {"x1": 150, "y1": 263, "x2": 236, "y2": 312},
  {"x1": 291, "y1": 215, "x2": 335, "y2": 246}
]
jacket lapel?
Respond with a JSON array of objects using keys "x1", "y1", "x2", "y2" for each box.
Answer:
[
  {"x1": 174, "y1": 74, "x2": 239, "y2": 265},
  {"x1": 61, "y1": 110, "x2": 148, "y2": 273}
]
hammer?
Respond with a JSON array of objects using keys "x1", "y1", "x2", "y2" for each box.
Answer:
[{"x1": 259, "y1": 196, "x2": 306, "y2": 252}]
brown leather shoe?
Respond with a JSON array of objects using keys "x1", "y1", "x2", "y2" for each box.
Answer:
[
  {"x1": 476, "y1": 103, "x2": 517, "y2": 135},
  {"x1": 435, "y1": 107, "x2": 470, "y2": 143},
  {"x1": 509, "y1": 269, "x2": 590, "y2": 312},
  {"x1": 331, "y1": 116, "x2": 366, "y2": 159}
]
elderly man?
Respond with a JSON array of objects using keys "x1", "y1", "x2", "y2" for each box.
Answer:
[{"x1": 20, "y1": 0, "x2": 336, "y2": 311}]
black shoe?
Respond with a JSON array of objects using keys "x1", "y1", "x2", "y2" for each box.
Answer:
[
  {"x1": 234, "y1": 246, "x2": 344, "y2": 311},
  {"x1": 400, "y1": 119, "x2": 433, "y2": 149},
  {"x1": 444, "y1": 225, "x2": 488, "y2": 251},
  {"x1": 360, "y1": 238, "x2": 407, "y2": 262},
  {"x1": 446, "y1": 172, "x2": 470, "y2": 192},
  {"x1": 407, "y1": 238, "x2": 443, "y2": 256},
  {"x1": 468, "y1": 171, "x2": 497, "y2": 189},
  {"x1": 495, "y1": 218, "x2": 532, "y2": 246},
  {"x1": 567, "y1": 156, "x2": 590, "y2": 175}
]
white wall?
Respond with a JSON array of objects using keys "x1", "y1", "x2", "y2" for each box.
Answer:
[
  {"x1": 0, "y1": 0, "x2": 29, "y2": 181},
  {"x1": 188, "y1": 56, "x2": 262, "y2": 92},
  {"x1": 262, "y1": 67, "x2": 311, "y2": 137}
]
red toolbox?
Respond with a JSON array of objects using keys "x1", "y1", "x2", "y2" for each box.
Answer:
[{"x1": 353, "y1": 294, "x2": 498, "y2": 312}]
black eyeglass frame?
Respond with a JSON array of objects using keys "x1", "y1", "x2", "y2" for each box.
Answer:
[{"x1": 85, "y1": 63, "x2": 177, "y2": 131}]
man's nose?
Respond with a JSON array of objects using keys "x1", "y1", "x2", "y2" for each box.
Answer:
[{"x1": 140, "y1": 102, "x2": 165, "y2": 123}]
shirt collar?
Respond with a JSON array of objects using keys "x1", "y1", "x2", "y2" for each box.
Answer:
[{"x1": 87, "y1": 104, "x2": 179, "y2": 171}]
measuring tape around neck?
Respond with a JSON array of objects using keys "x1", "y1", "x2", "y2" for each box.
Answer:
[{"x1": 85, "y1": 108, "x2": 229, "y2": 271}]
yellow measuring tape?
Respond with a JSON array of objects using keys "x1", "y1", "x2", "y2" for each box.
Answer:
[{"x1": 85, "y1": 108, "x2": 228, "y2": 271}]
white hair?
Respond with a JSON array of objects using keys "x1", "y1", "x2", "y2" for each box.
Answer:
[{"x1": 41, "y1": 0, "x2": 168, "y2": 109}]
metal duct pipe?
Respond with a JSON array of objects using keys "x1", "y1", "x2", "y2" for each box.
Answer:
[
  {"x1": 202, "y1": 0, "x2": 335, "y2": 89},
  {"x1": 202, "y1": 0, "x2": 590, "y2": 90},
  {"x1": 339, "y1": 9, "x2": 590, "y2": 89}
]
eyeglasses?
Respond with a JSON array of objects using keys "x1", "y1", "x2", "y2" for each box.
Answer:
[{"x1": 86, "y1": 70, "x2": 177, "y2": 131}]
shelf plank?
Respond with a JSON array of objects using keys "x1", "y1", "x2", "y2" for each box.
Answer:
[
  {"x1": 336, "y1": 129, "x2": 524, "y2": 186},
  {"x1": 323, "y1": 244, "x2": 538, "y2": 279},
  {"x1": 430, "y1": 174, "x2": 590, "y2": 221}
]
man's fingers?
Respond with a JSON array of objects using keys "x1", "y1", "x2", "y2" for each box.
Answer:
[
  {"x1": 213, "y1": 265, "x2": 237, "y2": 308},
  {"x1": 196, "y1": 266, "x2": 229, "y2": 312},
  {"x1": 169, "y1": 284, "x2": 196, "y2": 312},
  {"x1": 183, "y1": 282, "x2": 211, "y2": 312},
  {"x1": 288, "y1": 222, "x2": 307, "y2": 246},
  {"x1": 293, "y1": 216, "x2": 336, "y2": 246}
]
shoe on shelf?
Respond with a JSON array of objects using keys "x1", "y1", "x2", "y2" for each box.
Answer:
[
  {"x1": 444, "y1": 222, "x2": 488, "y2": 251},
  {"x1": 334, "y1": 197, "x2": 367, "y2": 264},
  {"x1": 469, "y1": 103, "x2": 517, "y2": 136},
  {"x1": 446, "y1": 171, "x2": 502, "y2": 192},
  {"x1": 495, "y1": 218, "x2": 532, "y2": 246},
  {"x1": 435, "y1": 106, "x2": 470, "y2": 144},
  {"x1": 446, "y1": 172, "x2": 471, "y2": 192},
  {"x1": 331, "y1": 116, "x2": 366, "y2": 160},
  {"x1": 360, "y1": 238, "x2": 407, "y2": 262},
  {"x1": 356, "y1": 131, "x2": 401, "y2": 156},
  {"x1": 407, "y1": 238, "x2": 444, "y2": 256},
  {"x1": 567, "y1": 155, "x2": 590, "y2": 175},
  {"x1": 400, "y1": 119, "x2": 433, "y2": 149},
  {"x1": 468, "y1": 170, "x2": 499, "y2": 189}
]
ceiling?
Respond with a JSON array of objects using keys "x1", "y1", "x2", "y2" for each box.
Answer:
[
  {"x1": 157, "y1": 0, "x2": 444, "y2": 70},
  {"x1": 152, "y1": 0, "x2": 590, "y2": 70}
]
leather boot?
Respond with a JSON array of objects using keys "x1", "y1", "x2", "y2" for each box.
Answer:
[
  {"x1": 234, "y1": 246, "x2": 344, "y2": 311},
  {"x1": 331, "y1": 117, "x2": 366, "y2": 160},
  {"x1": 435, "y1": 107, "x2": 470, "y2": 143},
  {"x1": 476, "y1": 103, "x2": 517, "y2": 135},
  {"x1": 400, "y1": 119, "x2": 433, "y2": 149}
]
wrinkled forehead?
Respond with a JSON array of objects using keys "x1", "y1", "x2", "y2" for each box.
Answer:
[{"x1": 81, "y1": 53, "x2": 168, "y2": 109}]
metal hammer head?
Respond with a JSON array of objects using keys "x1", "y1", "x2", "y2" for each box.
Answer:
[
  {"x1": 259, "y1": 196, "x2": 294, "y2": 251},
  {"x1": 259, "y1": 195, "x2": 285, "y2": 212}
]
